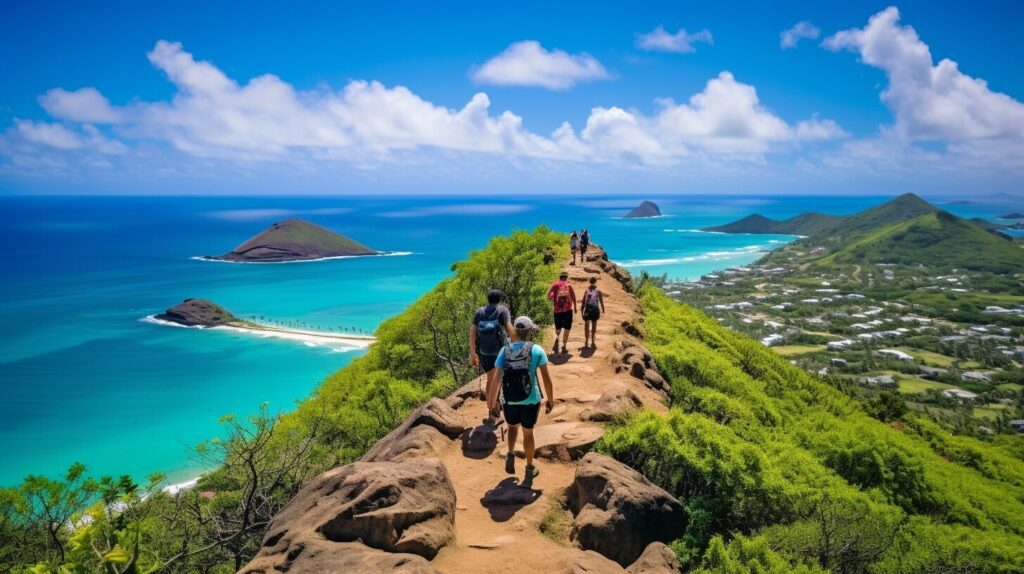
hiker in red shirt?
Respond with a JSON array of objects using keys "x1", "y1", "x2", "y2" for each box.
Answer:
[{"x1": 547, "y1": 271, "x2": 577, "y2": 354}]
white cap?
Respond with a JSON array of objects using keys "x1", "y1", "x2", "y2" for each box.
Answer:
[{"x1": 513, "y1": 315, "x2": 539, "y2": 332}]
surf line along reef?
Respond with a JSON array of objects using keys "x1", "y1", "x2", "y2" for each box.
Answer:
[{"x1": 148, "y1": 298, "x2": 375, "y2": 349}]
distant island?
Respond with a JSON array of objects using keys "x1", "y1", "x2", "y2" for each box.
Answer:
[
  {"x1": 999, "y1": 212, "x2": 1024, "y2": 219},
  {"x1": 155, "y1": 298, "x2": 243, "y2": 327},
  {"x1": 151, "y1": 298, "x2": 374, "y2": 347},
  {"x1": 204, "y1": 219, "x2": 378, "y2": 262},
  {"x1": 625, "y1": 201, "x2": 661, "y2": 218}
]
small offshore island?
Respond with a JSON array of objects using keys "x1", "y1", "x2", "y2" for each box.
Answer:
[
  {"x1": 152, "y1": 298, "x2": 374, "y2": 349},
  {"x1": 204, "y1": 218, "x2": 378, "y2": 263},
  {"x1": 624, "y1": 200, "x2": 661, "y2": 218}
]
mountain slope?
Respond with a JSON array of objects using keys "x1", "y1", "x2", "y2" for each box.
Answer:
[
  {"x1": 820, "y1": 210, "x2": 1024, "y2": 273},
  {"x1": 822, "y1": 192, "x2": 937, "y2": 238},
  {"x1": 702, "y1": 212, "x2": 845, "y2": 235},
  {"x1": 211, "y1": 219, "x2": 377, "y2": 262}
]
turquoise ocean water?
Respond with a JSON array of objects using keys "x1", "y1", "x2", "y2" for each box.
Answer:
[{"x1": 0, "y1": 194, "x2": 1011, "y2": 487}]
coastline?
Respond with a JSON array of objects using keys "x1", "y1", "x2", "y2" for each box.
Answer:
[
  {"x1": 142, "y1": 315, "x2": 375, "y2": 351},
  {"x1": 190, "y1": 251, "x2": 414, "y2": 264}
]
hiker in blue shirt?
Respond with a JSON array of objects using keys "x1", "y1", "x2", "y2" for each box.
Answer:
[
  {"x1": 488, "y1": 315, "x2": 554, "y2": 487},
  {"x1": 469, "y1": 289, "x2": 516, "y2": 394}
]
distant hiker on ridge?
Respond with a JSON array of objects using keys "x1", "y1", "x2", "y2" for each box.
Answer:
[
  {"x1": 582, "y1": 276, "x2": 605, "y2": 349},
  {"x1": 547, "y1": 271, "x2": 577, "y2": 354},
  {"x1": 580, "y1": 229, "x2": 590, "y2": 259},
  {"x1": 569, "y1": 231, "x2": 580, "y2": 265},
  {"x1": 469, "y1": 289, "x2": 516, "y2": 393},
  {"x1": 487, "y1": 315, "x2": 553, "y2": 487}
]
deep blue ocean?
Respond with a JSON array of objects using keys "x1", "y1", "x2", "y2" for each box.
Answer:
[{"x1": 0, "y1": 194, "x2": 1015, "y2": 487}]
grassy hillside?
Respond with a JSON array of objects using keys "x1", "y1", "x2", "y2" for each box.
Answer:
[
  {"x1": 819, "y1": 210, "x2": 1024, "y2": 273},
  {"x1": 597, "y1": 286, "x2": 1024, "y2": 572},
  {"x1": 703, "y1": 212, "x2": 845, "y2": 235},
  {"x1": 820, "y1": 193, "x2": 937, "y2": 239}
]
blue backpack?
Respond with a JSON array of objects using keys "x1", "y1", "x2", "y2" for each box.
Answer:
[{"x1": 476, "y1": 307, "x2": 506, "y2": 356}]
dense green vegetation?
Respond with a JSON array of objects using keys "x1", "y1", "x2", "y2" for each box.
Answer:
[
  {"x1": 599, "y1": 286, "x2": 1024, "y2": 573},
  {"x1": 702, "y1": 212, "x2": 845, "y2": 235},
  {"x1": 821, "y1": 211, "x2": 1024, "y2": 274},
  {"x1": 0, "y1": 227, "x2": 566, "y2": 573}
]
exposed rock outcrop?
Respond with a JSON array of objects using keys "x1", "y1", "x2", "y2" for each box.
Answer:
[
  {"x1": 362, "y1": 398, "x2": 469, "y2": 463},
  {"x1": 154, "y1": 298, "x2": 240, "y2": 327},
  {"x1": 626, "y1": 542, "x2": 682, "y2": 573},
  {"x1": 579, "y1": 385, "x2": 643, "y2": 422},
  {"x1": 208, "y1": 218, "x2": 377, "y2": 262},
  {"x1": 568, "y1": 453, "x2": 686, "y2": 567},
  {"x1": 240, "y1": 539, "x2": 438, "y2": 573},
  {"x1": 248, "y1": 458, "x2": 456, "y2": 566}
]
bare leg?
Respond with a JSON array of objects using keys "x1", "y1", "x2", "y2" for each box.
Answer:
[
  {"x1": 523, "y1": 427, "x2": 535, "y2": 468},
  {"x1": 562, "y1": 328, "x2": 570, "y2": 348},
  {"x1": 553, "y1": 329, "x2": 561, "y2": 352},
  {"x1": 591, "y1": 320, "x2": 598, "y2": 347},
  {"x1": 507, "y1": 424, "x2": 519, "y2": 456}
]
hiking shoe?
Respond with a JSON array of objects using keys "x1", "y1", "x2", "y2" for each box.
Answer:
[
  {"x1": 505, "y1": 452, "x2": 516, "y2": 474},
  {"x1": 524, "y1": 464, "x2": 540, "y2": 486}
]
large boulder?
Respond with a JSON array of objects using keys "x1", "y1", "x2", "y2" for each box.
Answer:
[
  {"x1": 362, "y1": 398, "x2": 467, "y2": 462},
  {"x1": 626, "y1": 542, "x2": 682, "y2": 574},
  {"x1": 240, "y1": 539, "x2": 438, "y2": 573},
  {"x1": 579, "y1": 385, "x2": 643, "y2": 422},
  {"x1": 568, "y1": 453, "x2": 686, "y2": 567},
  {"x1": 565, "y1": 549, "x2": 627, "y2": 573},
  {"x1": 248, "y1": 458, "x2": 456, "y2": 567}
]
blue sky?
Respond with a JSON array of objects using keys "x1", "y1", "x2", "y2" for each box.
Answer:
[{"x1": 1, "y1": 0, "x2": 1022, "y2": 196}]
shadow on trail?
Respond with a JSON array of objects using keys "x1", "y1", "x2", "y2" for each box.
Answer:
[
  {"x1": 548, "y1": 353, "x2": 573, "y2": 366},
  {"x1": 578, "y1": 347, "x2": 596, "y2": 359},
  {"x1": 480, "y1": 477, "x2": 542, "y2": 522}
]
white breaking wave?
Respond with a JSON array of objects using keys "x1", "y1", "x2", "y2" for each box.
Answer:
[
  {"x1": 665, "y1": 228, "x2": 726, "y2": 234},
  {"x1": 141, "y1": 316, "x2": 373, "y2": 352},
  {"x1": 614, "y1": 245, "x2": 767, "y2": 268}
]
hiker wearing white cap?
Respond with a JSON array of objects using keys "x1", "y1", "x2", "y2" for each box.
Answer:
[
  {"x1": 487, "y1": 315, "x2": 554, "y2": 487},
  {"x1": 469, "y1": 289, "x2": 516, "y2": 395}
]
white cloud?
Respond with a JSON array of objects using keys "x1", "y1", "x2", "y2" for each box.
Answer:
[
  {"x1": 824, "y1": 6, "x2": 1024, "y2": 142},
  {"x1": 15, "y1": 120, "x2": 83, "y2": 150},
  {"x1": 636, "y1": 26, "x2": 713, "y2": 53},
  {"x1": 471, "y1": 41, "x2": 609, "y2": 90},
  {"x1": 39, "y1": 87, "x2": 122, "y2": 124},
  {"x1": 1, "y1": 41, "x2": 845, "y2": 180},
  {"x1": 780, "y1": 21, "x2": 820, "y2": 49}
]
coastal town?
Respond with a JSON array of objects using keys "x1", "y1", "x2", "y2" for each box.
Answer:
[{"x1": 666, "y1": 242, "x2": 1024, "y2": 436}]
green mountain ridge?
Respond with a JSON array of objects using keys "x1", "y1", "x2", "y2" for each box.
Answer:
[{"x1": 702, "y1": 212, "x2": 844, "y2": 235}]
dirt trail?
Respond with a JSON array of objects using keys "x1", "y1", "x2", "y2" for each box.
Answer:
[{"x1": 428, "y1": 246, "x2": 668, "y2": 573}]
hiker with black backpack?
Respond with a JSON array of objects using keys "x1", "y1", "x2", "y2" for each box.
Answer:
[
  {"x1": 486, "y1": 316, "x2": 553, "y2": 487},
  {"x1": 469, "y1": 289, "x2": 516, "y2": 393},
  {"x1": 547, "y1": 271, "x2": 577, "y2": 354},
  {"x1": 580, "y1": 229, "x2": 590, "y2": 259},
  {"x1": 582, "y1": 276, "x2": 605, "y2": 348}
]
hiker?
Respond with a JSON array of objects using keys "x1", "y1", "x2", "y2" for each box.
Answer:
[
  {"x1": 547, "y1": 271, "x2": 577, "y2": 354},
  {"x1": 569, "y1": 231, "x2": 580, "y2": 265},
  {"x1": 582, "y1": 276, "x2": 605, "y2": 348},
  {"x1": 487, "y1": 316, "x2": 554, "y2": 487},
  {"x1": 580, "y1": 229, "x2": 590, "y2": 259},
  {"x1": 469, "y1": 289, "x2": 516, "y2": 394}
]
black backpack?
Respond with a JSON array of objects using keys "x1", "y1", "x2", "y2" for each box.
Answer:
[{"x1": 501, "y1": 342, "x2": 535, "y2": 403}]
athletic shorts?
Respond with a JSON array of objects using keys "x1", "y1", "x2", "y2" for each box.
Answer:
[
  {"x1": 479, "y1": 353, "x2": 498, "y2": 372},
  {"x1": 554, "y1": 310, "x2": 573, "y2": 330},
  {"x1": 582, "y1": 308, "x2": 600, "y2": 321},
  {"x1": 503, "y1": 402, "x2": 541, "y2": 429}
]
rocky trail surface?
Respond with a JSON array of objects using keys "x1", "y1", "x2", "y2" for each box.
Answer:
[{"x1": 241, "y1": 247, "x2": 684, "y2": 574}]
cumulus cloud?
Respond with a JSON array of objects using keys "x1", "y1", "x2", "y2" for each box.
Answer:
[
  {"x1": 824, "y1": 6, "x2": 1024, "y2": 142},
  {"x1": 636, "y1": 26, "x2": 713, "y2": 53},
  {"x1": 1, "y1": 40, "x2": 845, "y2": 179},
  {"x1": 471, "y1": 41, "x2": 609, "y2": 90},
  {"x1": 780, "y1": 21, "x2": 820, "y2": 49},
  {"x1": 40, "y1": 87, "x2": 122, "y2": 124}
]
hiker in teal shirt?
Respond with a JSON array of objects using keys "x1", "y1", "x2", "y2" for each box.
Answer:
[{"x1": 487, "y1": 315, "x2": 554, "y2": 486}]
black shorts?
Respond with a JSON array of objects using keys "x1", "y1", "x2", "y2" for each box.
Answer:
[
  {"x1": 503, "y1": 402, "x2": 541, "y2": 429},
  {"x1": 554, "y1": 310, "x2": 573, "y2": 330},
  {"x1": 479, "y1": 353, "x2": 498, "y2": 372},
  {"x1": 582, "y1": 309, "x2": 600, "y2": 321}
]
